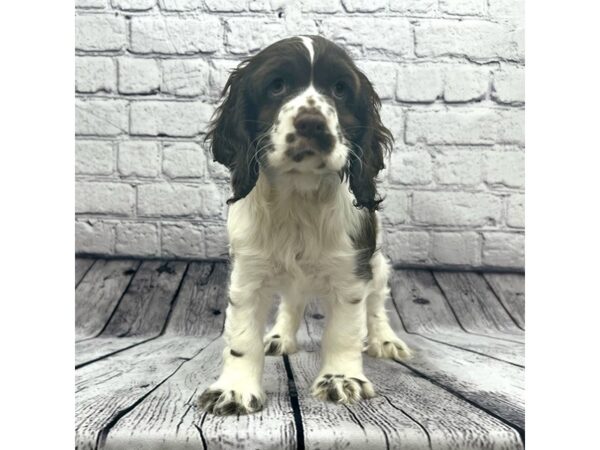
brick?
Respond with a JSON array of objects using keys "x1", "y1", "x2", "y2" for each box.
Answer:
[
  {"x1": 384, "y1": 231, "x2": 431, "y2": 264},
  {"x1": 443, "y1": 66, "x2": 490, "y2": 102},
  {"x1": 379, "y1": 104, "x2": 404, "y2": 140},
  {"x1": 380, "y1": 190, "x2": 409, "y2": 225},
  {"x1": 112, "y1": 0, "x2": 155, "y2": 10},
  {"x1": 494, "y1": 109, "x2": 524, "y2": 144},
  {"x1": 118, "y1": 58, "x2": 160, "y2": 94},
  {"x1": 389, "y1": 151, "x2": 432, "y2": 185},
  {"x1": 432, "y1": 232, "x2": 481, "y2": 266},
  {"x1": 76, "y1": 0, "x2": 107, "y2": 7},
  {"x1": 413, "y1": 191, "x2": 502, "y2": 226},
  {"x1": 161, "y1": 222, "x2": 205, "y2": 257},
  {"x1": 76, "y1": 220, "x2": 115, "y2": 254},
  {"x1": 356, "y1": 61, "x2": 397, "y2": 100},
  {"x1": 163, "y1": 143, "x2": 207, "y2": 178},
  {"x1": 506, "y1": 193, "x2": 524, "y2": 228},
  {"x1": 439, "y1": 0, "x2": 485, "y2": 16},
  {"x1": 484, "y1": 151, "x2": 524, "y2": 188},
  {"x1": 320, "y1": 18, "x2": 413, "y2": 57},
  {"x1": 415, "y1": 20, "x2": 523, "y2": 61},
  {"x1": 207, "y1": 157, "x2": 230, "y2": 180},
  {"x1": 75, "y1": 99, "x2": 128, "y2": 136},
  {"x1": 342, "y1": 0, "x2": 386, "y2": 12},
  {"x1": 205, "y1": 0, "x2": 245, "y2": 11},
  {"x1": 76, "y1": 182, "x2": 135, "y2": 215},
  {"x1": 406, "y1": 109, "x2": 524, "y2": 145},
  {"x1": 118, "y1": 141, "x2": 160, "y2": 177},
  {"x1": 205, "y1": 222, "x2": 229, "y2": 258},
  {"x1": 75, "y1": 14, "x2": 126, "y2": 51},
  {"x1": 492, "y1": 65, "x2": 525, "y2": 104},
  {"x1": 433, "y1": 149, "x2": 482, "y2": 186},
  {"x1": 160, "y1": 0, "x2": 204, "y2": 11},
  {"x1": 138, "y1": 183, "x2": 222, "y2": 217},
  {"x1": 249, "y1": 1, "x2": 270, "y2": 12},
  {"x1": 209, "y1": 59, "x2": 241, "y2": 97},
  {"x1": 226, "y1": 18, "x2": 317, "y2": 54},
  {"x1": 389, "y1": 0, "x2": 436, "y2": 13},
  {"x1": 115, "y1": 222, "x2": 160, "y2": 256},
  {"x1": 162, "y1": 59, "x2": 210, "y2": 97},
  {"x1": 483, "y1": 232, "x2": 524, "y2": 268},
  {"x1": 489, "y1": 0, "x2": 524, "y2": 17},
  {"x1": 396, "y1": 65, "x2": 443, "y2": 102},
  {"x1": 130, "y1": 101, "x2": 214, "y2": 137},
  {"x1": 130, "y1": 16, "x2": 222, "y2": 54},
  {"x1": 301, "y1": 0, "x2": 341, "y2": 12},
  {"x1": 75, "y1": 57, "x2": 116, "y2": 93},
  {"x1": 76, "y1": 141, "x2": 114, "y2": 175}
]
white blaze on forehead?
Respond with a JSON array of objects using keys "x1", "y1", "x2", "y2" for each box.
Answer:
[{"x1": 300, "y1": 36, "x2": 314, "y2": 65}]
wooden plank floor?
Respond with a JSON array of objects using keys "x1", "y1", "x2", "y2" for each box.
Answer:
[{"x1": 75, "y1": 258, "x2": 525, "y2": 450}]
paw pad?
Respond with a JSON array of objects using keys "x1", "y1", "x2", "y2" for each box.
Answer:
[{"x1": 197, "y1": 388, "x2": 264, "y2": 415}]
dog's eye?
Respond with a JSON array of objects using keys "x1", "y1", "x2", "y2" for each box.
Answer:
[
  {"x1": 268, "y1": 78, "x2": 287, "y2": 97},
  {"x1": 332, "y1": 81, "x2": 347, "y2": 99}
]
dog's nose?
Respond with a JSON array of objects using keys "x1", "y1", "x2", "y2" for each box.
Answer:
[{"x1": 294, "y1": 112, "x2": 327, "y2": 137}]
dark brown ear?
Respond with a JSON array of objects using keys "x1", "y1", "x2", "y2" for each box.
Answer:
[
  {"x1": 347, "y1": 70, "x2": 393, "y2": 211},
  {"x1": 205, "y1": 61, "x2": 259, "y2": 204}
]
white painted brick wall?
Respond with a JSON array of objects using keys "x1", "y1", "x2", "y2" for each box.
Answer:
[{"x1": 75, "y1": 0, "x2": 525, "y2": 269}]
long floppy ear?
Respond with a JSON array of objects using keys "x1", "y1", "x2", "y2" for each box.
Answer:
[
  {"x1": 347, "y1": 71, "x2": 393, "y2": 211},
  {"x1": 205, "y1": 61, "x2": 258, "y2": 204}
]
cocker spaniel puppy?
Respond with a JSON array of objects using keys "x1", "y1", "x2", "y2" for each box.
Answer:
[{"x1": 199, "y1": 35, "x2": 411, "y2": 415}]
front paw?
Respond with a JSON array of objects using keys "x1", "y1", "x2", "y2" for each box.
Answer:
[
  {"x1": 198, "y1": 385, "x2": 265, "y2": 415},
  {"x1": 264, "y1": 333, "x2": 298, "y2": 356},
  {"x1": 366, "y1": 337, "x2": 412, "y2": 361},
  {"x1": 311, "y1": 373, "x2": 375, "y2": 404}
]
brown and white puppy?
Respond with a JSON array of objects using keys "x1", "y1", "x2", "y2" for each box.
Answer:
[{"x1": 199, "y1": 35, "x2": 411, "y2": 415}]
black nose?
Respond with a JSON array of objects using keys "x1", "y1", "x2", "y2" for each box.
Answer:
[{"x1": 294, "y1": 112, "x2": 327, "y2": 137}]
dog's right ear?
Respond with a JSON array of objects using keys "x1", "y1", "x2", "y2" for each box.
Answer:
[{"x1": 205, "y1": 61, "x2": 259, "y2": 204}]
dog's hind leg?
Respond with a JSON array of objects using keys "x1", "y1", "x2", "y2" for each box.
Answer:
[
  {"x1": 264, "y1": 288, "x2": 307, "y2": 356},
  {"x1": 364, "y1": 252, "x2": 412, "y2": 361}
]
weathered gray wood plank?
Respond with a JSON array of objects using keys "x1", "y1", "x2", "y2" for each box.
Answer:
[
  {"x1": 391, "y1": 270, "x2": 524, "y2": 366},
  {"x1": 75, "y1": 260, "x2": 140, "y2": 340},
  {"x1": 484, "y1": 274, "x2": 525, "y2": 329},
  {"x1": 75, "y1": 336, "x2": 151, "y2": 367},
  {"x1": 76, "y1": 261, "x2": 188, "y2": 366},
  {"x1": 294, "y1": 301, "x2": 523, "y2": 449},
  {"x1": 76, "y1": 258, "x2": 95, "y2": 286},
  {"x1": 76, "y1": 336, "x2": 212, "y2": 450},
  {"x1": 387, "y1": 293, "x2": 525, "y2": 430},
  {"x1": 164, "y1": 262, "x2": 222, "y2": 336},
  {"x1": 102, "y1": 260, "x2": 188, "y2": 337},
  {"x1": 75, "y1": 263, "x2": 229, "y2": 450},
  {"x1": 432, "y1": 272, "x2": 525, "y2": 340},
  {"x1": 102, "y1": 339, "x2": 296, "y2": 450}
]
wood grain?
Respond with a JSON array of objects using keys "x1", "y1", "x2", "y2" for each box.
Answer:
[
  {"x1": 75, "y1": 260, "x2": 140, "y2": 340},
  {"x1": 386, "y1": 295, "x2": 525, "y2": 430},
  {"x1": 390, "y1": 270, "x2": 524, "y2": 366},
  {"x1": 432, "y1": 272, "x2": 525, "y2": 341},
  {"x1": 76, "y1": 258, "x2": 95, "y2": 286},
  {"x1": 76, "y1": 263, "x2": 230, "y2": 449},
  {"x1": 294, "y1": 301, "x2": 523, "y2": 449},
  {"x1": 102, "y1": 339, "x2": 296, "y2": 450},
  {"x1": 484, "y1": 274, "x2": 525, "y2": 328}
]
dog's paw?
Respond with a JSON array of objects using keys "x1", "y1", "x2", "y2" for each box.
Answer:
[
  {"x1": 197, "y1": 387, "x2": 265, "y2": 415},
  {"x1": 264, "y1": 333, "x2": 298, "y2": 356},
  {"x1": 365, "y1": 336, "x2": 412, "y2": 361},
  {"x1": 311, "y1": 373, "x2": 375, "y2": 404}
]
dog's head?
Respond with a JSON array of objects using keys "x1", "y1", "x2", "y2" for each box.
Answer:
[{"x1": 206, "y1": 35, "x2": 392, "y2": 211}]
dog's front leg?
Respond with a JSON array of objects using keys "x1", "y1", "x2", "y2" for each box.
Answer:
[
  {"x1": 311, "y1": 287, "x2": 375, "y2": 404},
  {"x1": 198, "y1": 264, "x2": 273, "y2": 415}
]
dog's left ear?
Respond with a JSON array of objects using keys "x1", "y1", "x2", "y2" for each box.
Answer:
[
  {"x1": 348, "y1": 71, "x2": 393, "y2": 211},
  {"x1": 205, "y1": 61, "x2": 259, "y2": 204}
]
